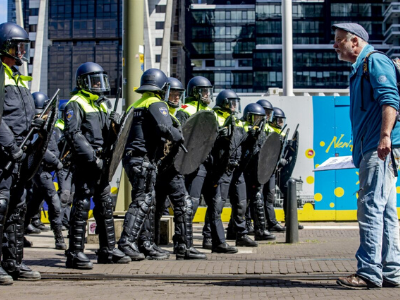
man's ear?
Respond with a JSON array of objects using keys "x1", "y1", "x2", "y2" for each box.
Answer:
[{"x1": 352, "y1": 36, "x2": 359, "y2": 47}]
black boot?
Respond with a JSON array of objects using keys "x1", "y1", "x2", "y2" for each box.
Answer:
[
  {"x1": 65, "y1": 250, "x2": 93, "y2": 269},
  {"x1": 176, "y1": 244, "x2": 207, "y2": 260},
  {"x1": 118, "y1": 241, "x2": 145, "y2": 261},
  {"x1": 140, "y1": 241, "x2": 169, "y2": 260},
  {"x1": 236, "y1": 234, "x2": 258, "y2": 247},
  {"x1": 23, "y1": 236, "x2": 33, "y2": 248},
  {"x1": 255, "y1": 229, "x2": 276, "y2": 241},
  {"x1": 202, "y1": 237, "x2": 212, "y2": 250},
  {"x1": 53, "y1": 225, "x2": 67, "y2": 250},
  {"x1": 96, "y1": 247, "x2": 131, "y2": 264},
  {"x1": 32, "y1": 219, "x2": 50, "y2": 232},
  {"x1": 268, "y1": 223, "x2": 286, "y2": 232},
  {"x1": 0, "y1": 266, "x2": 13, "y2": 285},
  {"x1": 25, "y1": 224, "x2": 41, "y2": 235},
  {"x1": 246, "y1": 219, "x2": 255, "y2": 235},
  {"x1": 212, "y1": 242, "x2": 238, "y2": 254}
]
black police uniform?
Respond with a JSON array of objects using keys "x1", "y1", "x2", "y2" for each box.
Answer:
[
  {"x1": 54, "y1": 118, "x2": 75, "y2": 229},
  {"x1": 0, "y1": 63, "x2": 39, "y2": 280},
  {"x1": 118, "y1": 91, "x2": 182, "y2": 260},
  {"x1": 24, "y1": 128, "x2": 66, "y2": 248},
  {"x1": 64, "y1": 89, "x2": 129, "y2": 268}
]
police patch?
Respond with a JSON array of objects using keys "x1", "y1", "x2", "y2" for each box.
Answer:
[
  {"x1": 66, "y1": 109, "x2": 74, "y2": 121},
  {"x1": 159, "y1": 107, "x2": 168, "y2": 116},
  {"x1": 378, "y1": 75, "x2": 387, "y2": 83}
]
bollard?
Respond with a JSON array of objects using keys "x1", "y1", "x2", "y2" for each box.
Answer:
[{"x1": 286, "y1": 178, "x2": 299, "y2": 243}]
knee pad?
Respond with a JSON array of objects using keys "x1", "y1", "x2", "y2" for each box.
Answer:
[
  {"x1": 72, "y1": 198, "x2": 90, "y2": 221},
  {"x1": 60, "y1": 190, "x2": 71, "y2": 205},
  {"x1": 94, "y1": 197, "x2": 113, "y2": 219}
]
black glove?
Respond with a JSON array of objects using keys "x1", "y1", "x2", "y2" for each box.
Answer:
[
  {"x1": 6, "y1": 144, "x2": 25, "y2": 162},
  {"x1": 248, "y1": 127, "x2": 257, "y2": 138},
  {"x1": 218, "y1": 127, "x2": 229, "y2": 138},
  {"x1": 95, "y1": 157, "x2": 103, "y2": 170},
  {"x1": 31, "y1": 117, "x2": 46, "y2": 130},
  {"x1": 110, "y1": 111, "x2": 121, "y2": 124},
  {"x1": 56, "y1": 161, "x2": 64, "y2": 170}
]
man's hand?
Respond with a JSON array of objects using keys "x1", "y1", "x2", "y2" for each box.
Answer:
[
  {"x1": 377, "y1": 136, "x2": 392, "y2": 160},
  {"x1": 110, "y1": 111, "x2": 121, "y2": 124},
  {"x1": 31, "y1": 117, "x2": 45, "y2": 130},
  {"x1": 218, "y1": 127, "x2": 228, "y2": 138}
]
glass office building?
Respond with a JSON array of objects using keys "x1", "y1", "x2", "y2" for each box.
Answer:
[
  {"x1": 186, "y1": 0, "x2": 389, "y2": 92},
  {"x1": 47, "y1": 0, "x2": 122, "y2": 98}
]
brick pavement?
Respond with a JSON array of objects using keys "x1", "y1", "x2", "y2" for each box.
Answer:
[{"x1": 22, "y1": 223, "x2": 360, "y2": 276}]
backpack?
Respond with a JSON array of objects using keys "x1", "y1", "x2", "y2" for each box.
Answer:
[{"x1": 361, "y1": 51, "x2": 400, "y2": 115}]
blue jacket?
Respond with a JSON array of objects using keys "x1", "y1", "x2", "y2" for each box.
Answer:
[{"x1": 349, "y1": 44, "x2": 400, "y2": 167}]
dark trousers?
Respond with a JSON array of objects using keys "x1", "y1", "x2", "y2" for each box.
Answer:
[
  {"x1": 152, "y1": 171, "x2": 193, "y2": 247},
  {"x1": 57, "y1": 166, "x2": 75, "y2": 226},
  {"x1": 263, "y1": 174, "x2": 279, "y2": 227},
  {"x1": 185, "y1": 163, "x2": 225, "y2": 247},
  {"x1": 25, "y1": 169, "x2": 62, "y2": 228},
  {"x1": 68, "y1": 164, "x2": 114, "y2": 252},
  {"x1": 0, "y1": 160, "x2": 28, "y2": 272},
  {"x1": 205, "y1": 169, "x2": 248, "y2": 238}
]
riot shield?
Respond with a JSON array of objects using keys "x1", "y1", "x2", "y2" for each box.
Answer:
[
  {"x1": 106, "y1": 108, "x2": 134, "y2": 181},
  {"x1": 0, "y1": 63, "x2": 4, "y2": 124},
  {"x1": 278, "y1": 129, "x2": 299, "y2": 189},
  {"x1": 257, "y1": 131, "x2": 281, "y2": 184},
  {"x1": 20, "y1": 104, "x2": 59, "y2": 181},
  {"x1": 174, "y1": 110, "x2": 218, "y2": 175}
]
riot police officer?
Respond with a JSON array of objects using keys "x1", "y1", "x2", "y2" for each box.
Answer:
[
  {"x1": 152, "y1": 77, "x2": 207, "y2": 260},
  {"x1": 0, "y1": 22, "x2": 41, "y2": 284},
  {"x1": 55, "y1": 102, "x2": 75, "y2": 230},
  {"x1": 266, "y1": 107, "x2": 303, "y2": 230},
  {"x1": 205, "y1": 90, "x2": 257, "y2": 248},
  {"x1": 263, "y1": 107, "x2": 287, "y2": 232},
  {"x1": 239, "y1": 103, "x2": 276, "y2": 241},
  {"x1": 24, "y1": 92, "x2": 67, "y2": 250},
  {"x1": 64, "y1": 62, "x2": 130, "y2": 269},
  {"x1": 117, "y1": 69, "x2": 183, "y2": 260}
]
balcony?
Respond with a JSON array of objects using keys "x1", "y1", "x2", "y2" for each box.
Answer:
[
  {"x1": 384, "y1": 24, "x2": 400, "y2": 44},
  {"x1": 383, "y1": 2, "x2": 400, "y2": 24}
]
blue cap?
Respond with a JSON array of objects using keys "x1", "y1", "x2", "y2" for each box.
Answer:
[{"x1": 332, "y1": 23, "x2": 369, "y2": 42}]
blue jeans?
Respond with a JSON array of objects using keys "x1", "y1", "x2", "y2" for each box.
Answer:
[{"x1": 356, "y1": 149, "x2": 400, "y2": 286}]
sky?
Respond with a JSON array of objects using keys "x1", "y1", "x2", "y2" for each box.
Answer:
[{"x1": 0, "y1": 0, "x2": 7, "y2": 23}]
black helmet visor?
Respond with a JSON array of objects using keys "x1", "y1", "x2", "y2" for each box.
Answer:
[{"x1": 85, "y1": 73, "x2": 110, "y2": 93}]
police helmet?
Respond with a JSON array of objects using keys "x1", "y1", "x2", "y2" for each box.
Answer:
[
  {"x1": 271, "y1": 107, "x2": 286, "y2": 129},
  {"x1": 32, "y1": 92, "x2": 50, "y2": 115},
  {"x1": 243, "y1": 103, "x2": 265, "y2": 125},
  {"x1": 187, "y1": 76, "x2": 213, "y2": 106},
  {"x1": 215, "y1": 89, "x2": 241, "y2": 114},
  {"x1": 0, "y1": 22, "x2": 30, "y2": 66},
  {"x1": 58, "y1": 102, "x2": 67, "y2": 119},
  {"x1": 167, "y1": 77, "x2": 185, "y2": 108},
  {"x1": 76, "y1": 62, "x2": 110, "y2": 94},
  {"x1": 256, "y1": 99, "x2": 274, "y2": 122}
]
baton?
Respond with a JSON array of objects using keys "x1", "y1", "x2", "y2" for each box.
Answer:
[
  {"x1": 5, "y1": 89, "x2": 60, "y2": 171},
  {"x1": 180, "y1": 144, "x2": 188, "y2": 153}
]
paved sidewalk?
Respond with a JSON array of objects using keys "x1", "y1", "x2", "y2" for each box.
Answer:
[{"x1": 22, "y1": 222, "x2": 359, "y2": 277}]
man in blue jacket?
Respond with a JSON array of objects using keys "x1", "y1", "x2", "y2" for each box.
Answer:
[{"x1": 333, "y1": 23, "x2": 400, "y2": 289}]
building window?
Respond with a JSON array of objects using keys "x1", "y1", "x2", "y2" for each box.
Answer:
[
  {"x1": 156, "y1": 5, "x2": 166, "y2": 13},
  {"x1": 156, "y1": 22, "x2": 164, "y2": 30},
  {"x1": 205, "y1": 60, "x2": 215, "y2": 67},
  {"x1": 29, "y1": 24, "x2": 37, "y2": 32},
  {"x1": 226, "y1": 11, "x2": 231, "y2": 20},
  {"x1": 155, "y1": 38, "x2": 163, "y2": 46},
  {"x1": 225, "y1": 42, "x2": 231, "y2": 51},
  {"x1": 242, "y1": 11, "x2": 247, "y2": 19},
  {"x1": 29, "y1": 8, "x2": 39, "y2": 16},
  {"x1": 155, "y1": 55, "x2": 161, "y2": 63}
]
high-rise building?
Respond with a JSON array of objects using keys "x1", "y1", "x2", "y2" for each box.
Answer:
[{"x1": 184, "y1": 0, "x2": 390, "y2": 93}]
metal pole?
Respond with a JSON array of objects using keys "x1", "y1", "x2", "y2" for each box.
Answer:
[
  {"x1": 285, "y1": 178, "x2": 299, "y2": 243},
  {"x1": 282, "y1": 0, "x2": 294, "y2": 96},
  {"x1": 115, "y1": 0, "x2": 144, "y2": 213}
]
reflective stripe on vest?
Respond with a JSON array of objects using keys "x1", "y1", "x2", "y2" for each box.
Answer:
[
  {"x1": 127, "y1": 92, "x2": 164, "y2": 112},
  {"x1": 55, "y1": 119, "x2": 65, "y2": 130},
  {"x1": 214, "y1": 109, "x2": 243, "y2": 128},
  {"x1": 67, "y1": 93, "x2": 108, "y2": 114},
  {"x1": 178, "y1": 101, "x2": 211, "y2": 116},
  {"x1": 3, "y1": 62, "x2": 31, "y2": 88}
]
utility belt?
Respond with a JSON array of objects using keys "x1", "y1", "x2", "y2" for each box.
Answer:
[{"x1": 125, "y1": 151, "x2": 157, "y2": 176}]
